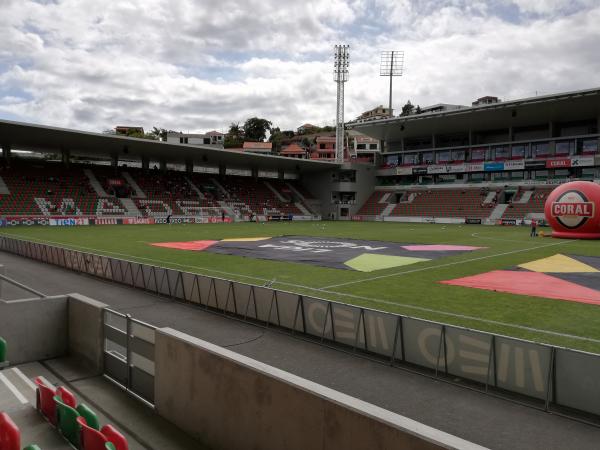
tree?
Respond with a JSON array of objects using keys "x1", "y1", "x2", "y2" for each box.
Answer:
[
  {"x1": 224, "y1": 122, "x2": 244, "y2": 148},
  {"x1": 269, "y1": 127, "x2": 284, "y2": 154},
  {"x1": 243, "y1": 117, "x2": 272, "y2": 142},
  {"x1": 415, "y1": 105, "x2": 422, "y2": 114},
  {"x1": 148, "y1": 127, "x2": 169, "y2": 141},
  {"x1": 400, "y1": 100, "x2": 414, "y2": 116}
]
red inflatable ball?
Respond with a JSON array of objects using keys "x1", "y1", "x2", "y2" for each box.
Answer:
[{"x1": 544, "y1": 181, "x2": 600, "y2": 239}]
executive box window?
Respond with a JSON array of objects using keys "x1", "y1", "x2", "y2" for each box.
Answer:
[
  {"x1": 493, "y1": 146, "x2": 510, "y2": 160},
  {"x1": 437, "y1": 151, "x2": 451, "y2": 163},
  {"x1": 581, "y1": 139, "x2": 599, "y2": 155},
  {"x1": 470, "y1": 148, "x2": 486, "y2": 161},
  {"x1": 511, "y1": 145, "x2": 526, "y2": 159},
  {"x1": 403, "y1": 153, "x2": 419, "y2": 165},
  {"x1": 451, "y1": 150, "x2": 465, "y2": 161},
  {"x1": 555, "y1": 141, "x2": 574, "y2": 156},
  {"x1": 422, "y1": 152, "x2": 434, "y2": 164},
  {"x1": 554, "y1": 169, "x2": 570, "y2": 177},
  {"x1": 532, "y1": 142, "x2": 550, "y2": 157},
  {"x1": 385, "y1": 154, "x2": 399, "y2": 166}
]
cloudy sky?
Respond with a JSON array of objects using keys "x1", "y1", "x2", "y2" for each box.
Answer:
[{"x1": 0, "y1": 0, "x2": 599, "y2": 135}]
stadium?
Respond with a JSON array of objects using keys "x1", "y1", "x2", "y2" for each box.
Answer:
[{"x1": 2, "y1": 3, "x2": 600, "y2": 450}]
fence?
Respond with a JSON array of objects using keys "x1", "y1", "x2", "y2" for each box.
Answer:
[
  {"x1": 1, "y1": 235, "x2": 599, "y2": 421},
  {"x1": 103, "y1": 308, "x2": 156, "y2": 404}
]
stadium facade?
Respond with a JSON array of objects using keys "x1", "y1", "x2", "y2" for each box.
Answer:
[{"x1": 349, "y1": 86, "x2": 600, "y2": 223}]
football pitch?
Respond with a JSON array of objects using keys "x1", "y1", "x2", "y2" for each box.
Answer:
[{"x1": 4, "y1": 221, "x2": 600, "y2": 353}]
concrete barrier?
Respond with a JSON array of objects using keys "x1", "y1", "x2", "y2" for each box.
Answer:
[
  {"x1": 68, "y1": 293, "x2": 107, "y2": 374},
  {"x1": 0, "y1": 294, "x2": 107, "y2": 367},
  {"x1": 0, "y1": 296, "x2": 68, "y2": 364},
  {"x1": 154, "y1": 328, "x2": 488, "y2": 450}
]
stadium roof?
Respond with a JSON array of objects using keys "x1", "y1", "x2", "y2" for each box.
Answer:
[
  {"x1": 0, "y1": 119, "x2": 338, "y2": 173},
  {"x1": 349, "y1": 87, "x2": 600, "y2": 142}
]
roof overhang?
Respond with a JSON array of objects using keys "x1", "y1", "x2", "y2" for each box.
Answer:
[
  {"x1": 348, "y1": 87, "x2": 600, "y2": 143},
  {"x1": 0, "y1": 119, "x2": 339, "y2": 173}
]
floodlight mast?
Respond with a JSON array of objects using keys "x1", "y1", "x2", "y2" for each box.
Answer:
[
  {"x1": 380, "y1": 51, "x2": 404, "y2": 116},
  {"x1": 334, "y1": 45, "x2": 349, "y2": 164}
]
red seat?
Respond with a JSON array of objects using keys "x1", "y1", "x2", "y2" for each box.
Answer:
[
  {"x1": 77, "y1": 417, "x2": 128, "y2": 450},
  {"x1": 35, "y1": 377, "x2": 57, "y2": 425},
  {"x1": 101, "y1": 425, "x2": 128, "y2": 450},
  {"x1": 0, "y1": 412, "x2": 20, "y2": 450},
  {"x1": 56, "y1": 386, "x2": 77, "y2": 408}
]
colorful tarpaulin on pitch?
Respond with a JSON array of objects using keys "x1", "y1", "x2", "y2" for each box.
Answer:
[
  {"x1": 150, "y1": 235, "x2": 484, "y2": 272},
  {"x1": 440, "y1": 254, "x2": 600, "y2": 305}
]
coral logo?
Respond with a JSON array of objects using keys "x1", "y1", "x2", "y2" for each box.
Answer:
[{"x1": 551, "y1": 190, "x2": 594, "y2": 229}]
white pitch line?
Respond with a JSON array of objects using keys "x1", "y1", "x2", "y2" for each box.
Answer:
[
  {"x1": 470, "y1": 232, "x2": 537, "y2": 243},
  {"x1": 0, "y1": 371, "x2": 28, "y2": 404},
  {"x1": 12, "y1": 367, "x2": 36, "y2": 391},
  {"x1": 320, "y1": 238, "x2": 574, "y2": 290}
]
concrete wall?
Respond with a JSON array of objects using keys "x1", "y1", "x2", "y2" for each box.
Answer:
[
  {"x1": 68, "y1": 293, "x2": 108, "y2": 374},
  {"x1": 0, "y1": 293, "x2": 107, "y2": 368},
  {"x1": 0, "y1": 296, "x2": 68, "y2": 364},
  {"x1": 154, "y1": 328, "x2": 487, "y2": 450}
]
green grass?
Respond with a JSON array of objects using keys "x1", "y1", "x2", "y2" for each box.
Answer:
[{"x1": 4, "y1": 221, "x2": 600, "y2": 352}]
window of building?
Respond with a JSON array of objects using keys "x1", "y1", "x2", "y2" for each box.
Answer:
[
  {"x1": 320, "y1": 143, "x2": 326, "y2": 149},
  {"x1": 554, "y1": 169, "x2": 570, "y2": 177},
  {"x1": 511, "y1": 145, "x2": 526, "y2": 159},
  {"x1": 357, "y1": 144, "x2": 366, "y2": 150},
  {"x1": 493, "y1": 146, "x2": 509, "y2": 160},
  {"x1": 193, "y1": 165, "x2": 219, "y2": 173},
  {"x1": 179, "y1": 137, "x2": 184, "y2": 144},
  {"x1": 385, "y1": 155, "x2": 399, "y2": 166},
  {"x1": 422, "y1": 152, "x2": 434, "y2": 164},
  {"x1": 437, "y1": 151, "x2": 450, "y2": 162},
  {"x1": 403, "y1": 153, "x2": 419, "y2": 165},
  {"x1": 470, "y1": 172, "x2": 485, "y2": 181},
  {"x1": 532, "y1": 142, "x2": 550, "y2": 157},
  {"x1": 470, "y1": 148, "x2": 486, "y2": 161},
  {"x1": 555, "y1": 141, "x2": 574, "y2": 155},
  {"x1": 369, "y1": 143, "x2": 378, "y2": 150},
  {"x1": 203, "y1": 138, "x2": 211, "y2": 145},
  {"x1": 451, "y1": 150, "x2": 465, "y2": 161},
  {"x1": 581, "y1": 139, "x2": 599, "y2": 154}
]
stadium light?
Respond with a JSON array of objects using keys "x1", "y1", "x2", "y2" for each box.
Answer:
[
  {"x1": 333, "y1": 44, "x2": 349, "y2": 164},
  {"x1": 380, "y1": 50, "x2": 404, "y2": 117}
]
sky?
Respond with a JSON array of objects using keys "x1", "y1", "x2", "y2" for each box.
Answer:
[{"x1": 0, "y1": 0, "x2": 599, "y2": 135}]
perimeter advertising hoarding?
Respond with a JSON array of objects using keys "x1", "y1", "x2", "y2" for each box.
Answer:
[{"x1": 503, "y1": 160, "x2": 525, "y2": 170}]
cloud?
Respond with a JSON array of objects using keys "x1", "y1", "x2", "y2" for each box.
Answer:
[{"x1": 0, "y1": 0, "x2": 599, "y2": 136}]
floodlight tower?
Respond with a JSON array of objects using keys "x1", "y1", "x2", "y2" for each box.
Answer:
[
  {"x1": 333, "y1": 44, "x2": 349, "y2": 163},
  {"x1": 380, "y1": 51, "x2": 404, "y2": 116}
]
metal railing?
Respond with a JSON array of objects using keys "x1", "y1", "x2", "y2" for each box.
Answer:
[
  {"x1": 103, "y1": 308, "x2": 156, "y2": 405},
  {"x1": 2, "y1": 235, "x2": 600, "y2": 423}
]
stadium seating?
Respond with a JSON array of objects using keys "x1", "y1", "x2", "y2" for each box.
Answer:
[
  {"x1": 390, "y1": 189, "x2": 495, "y2": 218},
  {"x1": 0, "y1": 162, "x2": 128, "y2": 217},
  {"x1": 502, "y1": 187, "x2": 553, "y2": 219},
  {"x1": 217, "y1": 176, "x2": 304, "y2": 216},
  {"x1": 356, "y1": 191, "x2": 392, "y2": 216},
  {"x1": 35, "y1": 377, "x2": 58, "y2": 425}
]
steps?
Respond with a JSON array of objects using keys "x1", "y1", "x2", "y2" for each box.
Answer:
[
  {"x1": 84, "y1": 169, "x2": 107, "y2": 196},
  {"x1": 263, "y1": 181, "x2": 288, "y2": 201},
  {"x1": 381, "y1": 203, "x2": 397, "y2": 217},
  {"x1": 0, "y1": 176, "x2": 9, "y2": 195},
  {"x1": 184, "y1": 176, "x2": 205, "y2": 199},
  {"x1": 218, "y1": 201, "x2": 238, "y2": 221},
  {"x1": 121, "y1": 172, "x2": 146, "y2": 199},
  {"x1": 489, "y1": 204, "x2": 509, "y2": 221},
  {"x1": 211, "y1": 178, "x2": 230, "y2": 198},
  {"x1": 516, "y1": 190, "x2": 533, "y2": 204},
  {"x1": 483, "y1": 191, "x2": 497, "y2": 204},
  {"x1": 119, "y1": 198, "x2": 142, "y2": 217},
  {"x1": 294, "y1": 202, "x2": 311, "y2": 216}
]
